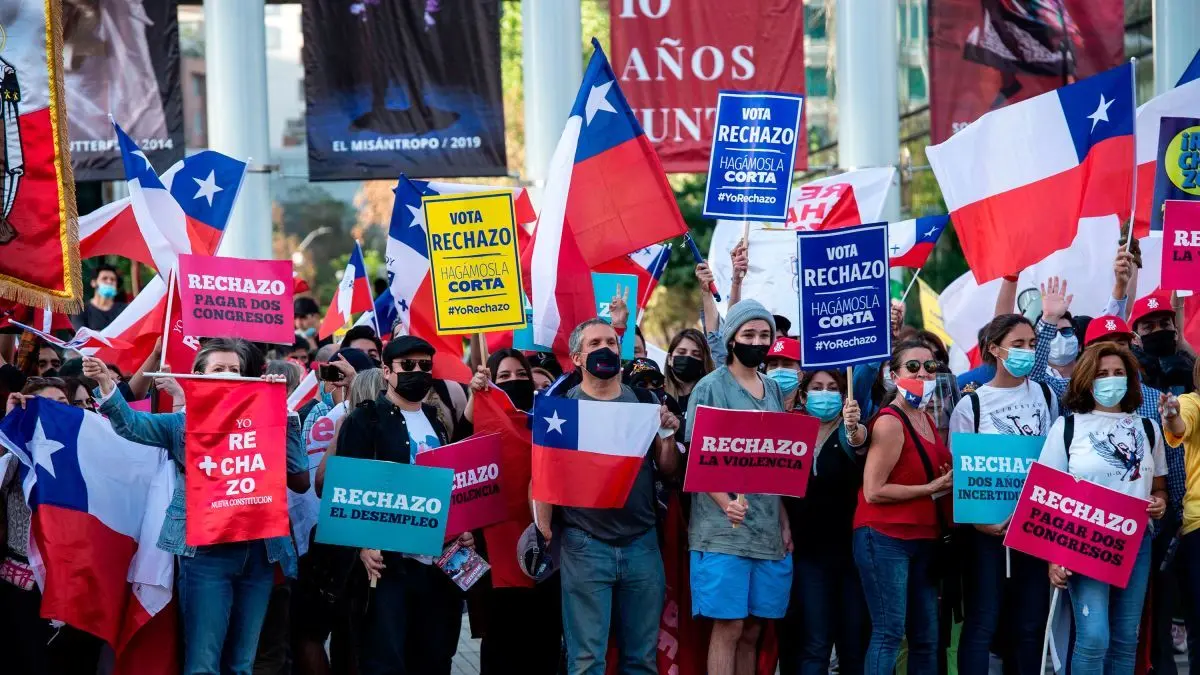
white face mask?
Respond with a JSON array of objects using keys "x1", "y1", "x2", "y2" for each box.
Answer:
[{"x1": 1048, "y1": 333, "x2": 1079, "y2": 367}]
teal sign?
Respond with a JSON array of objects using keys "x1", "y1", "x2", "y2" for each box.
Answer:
[
  {"x1": 316, "y1": 456, "x2": 454, "y2": 556},
  {"x1": 951, "y1": 433, "x2": 1044, "y2": 525},
  {"x1": 514, "y1": 272, "x2": 638, "y2": 358}
]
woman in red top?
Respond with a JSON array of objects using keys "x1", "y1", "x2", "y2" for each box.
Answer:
[{"x1": 853, "y1": 340, "x2": 954, "y2": 675}]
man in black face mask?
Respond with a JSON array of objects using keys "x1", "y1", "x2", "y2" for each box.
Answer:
[
  {"x1": 550, "y1": 318, "x2": 680, "y2": 675},
  {"x1": 1129, "y1": 290, "x2": 1196, "y2": 395},
  {"x1": 335, "y1": 335, "x2": 474, "y2": 675}
]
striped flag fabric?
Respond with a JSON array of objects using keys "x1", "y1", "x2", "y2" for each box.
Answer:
[
  {"x1": 531, "y1": 394, "x2": 660, "y2": 508},
  {"x1": 318, "y1": 242, "x2": 373, "y2": 340},
  {"x1": 887, "y1": 215, "x2": 949, "y2": 269},
  {"x1": 8, "y1": 320, "x2": 131, "y2": 352},
  {"x1": 926, "y1": 63, "x2": 1135, "y2": 282}
]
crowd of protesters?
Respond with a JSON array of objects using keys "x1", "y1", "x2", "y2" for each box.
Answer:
[{"x1": 1, "y1": 239, "x2": 1199, "y2": 675}]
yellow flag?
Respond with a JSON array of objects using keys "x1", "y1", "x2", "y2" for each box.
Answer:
[{"x1": 918, "y1": 278, "x2": 953, "y2": 347}]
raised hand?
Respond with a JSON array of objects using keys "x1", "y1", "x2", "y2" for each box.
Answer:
[
  {"x1": 610, "y1": 283, "x2": 631, "y2": 328},
  {"x1": 1039, "y1": 276, "x2": 1073, "y2": 323}
]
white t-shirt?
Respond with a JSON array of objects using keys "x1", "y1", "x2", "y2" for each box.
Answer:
[
  {"x1": 949, "y1": 380, "x2": 1058, "y2": 438},
  {"x1": 402, "y1": 409, "x2": 441, "y2": 461},
  {"x1": 1038, "y1": 412, "x2": 1167, "y2": 500}
]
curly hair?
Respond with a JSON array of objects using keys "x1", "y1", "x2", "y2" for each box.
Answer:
[{"x1": 1064, "y1": 342, "x2": 1143, "y2": 414}]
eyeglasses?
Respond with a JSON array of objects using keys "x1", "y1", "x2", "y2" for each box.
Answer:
[
  {"x1": 902, "y1": 359, "x2": 940, "y2": 375},
  {"x1": 392, "y1": 358, "x2": 433, "y2": 373},
  {"x1": 1057, "y1": 327, "x2": 1076, "y2": 338}
]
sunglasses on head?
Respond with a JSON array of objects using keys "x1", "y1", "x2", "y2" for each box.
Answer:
[
  {"x1": 392, "y1": 358, "x2": 433, "y2": 373},
  {"x1": 901, "y1": 359, "x2": 940, "y2": 375}
]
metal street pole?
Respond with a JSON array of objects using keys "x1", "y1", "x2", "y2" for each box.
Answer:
[
  {"x1": 1153, "y1": 0, "x2": 1200, "y2": 95},
  {"x1": 521, "y1": 0, "x2": 582, "y2": 207}
]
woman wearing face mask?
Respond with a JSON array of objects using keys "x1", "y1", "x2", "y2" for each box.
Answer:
[
  {"x1": 949, "y1": 314, "x2": 1058, "y2": 675},
  {"x1": 1043, "y1": 342, "x2": 1166, "y2": 674},
  {"x1": 764, "y1": 336, "x2": 802, "y2": 411},
  {"x1": 781, "y1": 369, "x2": 868, "y2": 675},
  {"x1": 664, "y1": 328, "x2": 713, "y2": 414},
  {"x1": 854, "y1": 341, "x2": 954, "y2": 675},
  {"x1": 1045, "y1": 311, "x2": 1080, "y2": 378},
  {"x1": 685, "y1": 300, "x2": 793, "y2": 675}
]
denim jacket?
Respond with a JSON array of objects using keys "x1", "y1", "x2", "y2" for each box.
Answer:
[{"x1": 98, "y1": 389, "x2": 305, "y2": 578}]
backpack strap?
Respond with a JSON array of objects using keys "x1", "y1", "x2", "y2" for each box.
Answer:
[
  {"x1": 968, "y1": 392, "x2": 981, "y2": 434},
  {"x1": 885, "y1": 404, "x2": 949, "y2": 534},
  {"x1": 1063, "y1": 416, "x2": 1075, "y2": 469},
  {"x1": 1038, "y1": 382, "x2": 1054, "y2": 415},
  {"x1": 1141, "y1": 417, "x2": 1157, "y2": 453}
]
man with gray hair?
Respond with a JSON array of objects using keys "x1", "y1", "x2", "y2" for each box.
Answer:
[{"x1": 544, "y1": 317, "x2": 681, "y2": 675}]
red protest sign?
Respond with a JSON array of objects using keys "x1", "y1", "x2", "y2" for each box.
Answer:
[
  {"x1": 1162, "y1": 200, "x2": 1200, "y2": 291},
  {"x1": 416, "y1": 433, "x2": 506, "y2": 536},
  {"x1": 181, "y1": 379, "x2": 290, "y2": 547},
  {"x1": 683, "y1": 406, "x2": 819, "y2": 498},
  {"x1": 178, "y1": 254, "x2": 294, "y2": 344},
  {"x1": 1003, "y1": 462, "x2": 1149, "y2": 589}
]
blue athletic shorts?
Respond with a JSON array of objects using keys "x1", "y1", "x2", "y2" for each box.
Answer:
[{"x1": 689, "y1": 550, "x2": 793, "y2": 620}]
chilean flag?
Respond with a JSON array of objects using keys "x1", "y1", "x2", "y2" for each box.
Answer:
[
  {"x1": 318, "y1": 242, "x2": 373, "y2": 340},
  {"x1": 531, "y1": 394, "x2": 661, "y2": 508},
  {"x1": 0, "y1": 301, "x2": 74, "y2": 334},
  {"x1": 287, "y1": 370, "x2": 320, "y2": 412},
  {"x1": 926, "y1": 63, "x2": 1135, "y2": 283},
  {"x1": 8, "y1": 320, "x2": 131, "y2": 352},
  {"x1": 593, "y1": 243, "x2": 671, "y2": 314},
  {"x1": 86, "y1": 276, "x2": 170, "y2": 375},
  {"x1": 0, "y1": 398, "x2": 175, "y2": 667},
  {"x1": 887, "y1": 215, "x2": 949, "y2": 269}
]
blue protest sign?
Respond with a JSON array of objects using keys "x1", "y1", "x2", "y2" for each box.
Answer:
[
  {"x1": 702, "y1": 91, "x2": 804, "y2": 222},
  {"x1": 796, "y1": 223, "x2": 891, "y2": 368},
  {"x1": 951, "y1": 433, "x2": 1044, "y2": 525},
  {"x1": 316, "y1": 456, "x2": 453, "y2": 556},
  {"x1": 514, "y1": 273, "x2": 638, "y2": 358},
  {"x1": 1151, "y1": 116, "x2": 1200, "y2": 235}
]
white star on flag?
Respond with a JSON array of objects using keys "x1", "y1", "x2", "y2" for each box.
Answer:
[
  {"x1": 132, "y1": 149, "x2": 151, "y2": 169},
  {"x1": 192, "y1": 170, "x2": 224, "y2": 207},
  {"x1": 1087, "y1": 94, "x2": 1114, "y2": 132},
  {"x1": 585, "y1": 80, "x2": 617, "y2": 125},
  {"x1": 29, "y1": 418, "x2": 64, "y2": 479},
  {"x1": 406, "y1": 203, "x2": 426, "y2": 229},
  {"x1": 544, "y1": 410, "x2": 567, "y2": 434}
]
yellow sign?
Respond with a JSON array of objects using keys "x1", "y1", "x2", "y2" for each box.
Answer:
[
  {"x1": 423, "y1": 190, "x2": 526, "y2": 335},
  {"x1": 917, "y1": 278, "x2": 953, "y2": 348},
  {"x1": 1164, "y1": 125, "x2": 1200, "y2": 195}
]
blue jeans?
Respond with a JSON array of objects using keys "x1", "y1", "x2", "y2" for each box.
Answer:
[
  {"x1": 1067, "y1": 533, "x2": 1152, "y2": 674},
  {"x1": 785, "y1": 550, "x2": 868, "y2": 675},
  {"x1": 560, "y1": 527, "x2": 665, "y2": 675},
  {"x1": 958, "y1": 528, "x2": 1050, "y2": 674},
  {"x1": 852, "y1": 527, "x2": 939, "y2": 675},
  {"x1": 177, "y1": 541, "x2": 276, "y2": 675}
]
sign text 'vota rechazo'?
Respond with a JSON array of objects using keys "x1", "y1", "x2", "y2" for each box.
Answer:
[
  {"x1": 796, "y1": 222, "x2": 892, "y2": 369},
  {"x1": 702, "y1": 91, "x2": 804, "y2": 222}
]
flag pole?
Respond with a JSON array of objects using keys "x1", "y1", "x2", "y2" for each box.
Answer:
[
  {"x1": 1039, "y1": 587, "x2": 1062, "y2": 675},
  {"x1": 161, "y1": 268, "x2": 176, "y2": 369},
  {"x1": 1125, "y1": 57, "x2": 1139, "y2": 253},
  {"x1": 142, "y1": 372, "x2": 265, "y2": 383},
  {"x1": 900, "y1": 268, "x2": 923, "y2": 303}
]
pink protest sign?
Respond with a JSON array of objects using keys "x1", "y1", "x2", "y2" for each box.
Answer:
[
  {"x1": 415, "y1": 433, "x2": 505, "y2": 536},
  {"x1": 1163, "y1": 200, "x2": 1200, "y2": 291},
  {"x1": 178, "y1": 254, "x2": 294, "y2": 344},
  {"x1": 1003, "y1": 462, "x2": 1149, "y2": 589},
  {"x1": 683, "y1": 406, "x2": 819, "y2": 498}
]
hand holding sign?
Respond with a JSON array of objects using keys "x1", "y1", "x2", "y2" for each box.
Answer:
[
  {"x1": 731, "y1": 240, "x2": 749, "y2": 284},
  {"x1": 723, "y1": 494, "x2": 748, "y2": 526}
]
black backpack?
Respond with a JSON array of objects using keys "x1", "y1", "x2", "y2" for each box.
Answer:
[{"x1": 1061, "y1": 415, "x2": 1158, "y2": 467}]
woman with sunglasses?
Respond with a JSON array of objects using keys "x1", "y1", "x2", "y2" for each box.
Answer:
[
  {"x1": 1043, "y1": 342, "x2": 1166, "y2": 673},
  {"x1": 853, "y1": 340, "x2": 953, "y2": 675},
  {"x1": 949, "y1": 314, "x2": 1058, "y2": 674},
  {"x1": 781, "y1": 368, "x2": 868, "y2": 674}
]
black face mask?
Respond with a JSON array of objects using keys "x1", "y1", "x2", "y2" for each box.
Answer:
[
  {"x1": 730, "y1": 341, "x2": 769, "y2": 369},
  {"x1": 585, "y1": 348, "x2": 622, "y2": 380},
  {"x1": 392, "y1": 371, "x2": 434, "y2": 402},
  {"x1": 496, "y1": 379, "x2": 535, "y2": 412},
  {"x1": 669, "y1": 355, "x2": 705, "y2": 383},
  {"x1": 1142, "y1": 330, "x2": 1178, "y2": 359}
]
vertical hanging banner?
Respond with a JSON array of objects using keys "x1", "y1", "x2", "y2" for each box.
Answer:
[
  {"x1": 181, "y1": 379, "x2": 290, "y2": 547},
  {"x1": 423, "y1": 190, "x2": 525, "y2": 334},
  {"x1": 796, "y1": 222, "x2": 891, "y2": 369},
  {"x1": 609, "y1": 0, "x2": 806, "y2": 172},
  {"x1": 702, "y1": 91, "x2": 804, "y2": 222},
  {"x1": 302, "y1": 0, "x2": 507, "y2": 180},
  {"x1": 1161, "y1": 200, "x2": 1200, "y2": 292},
  {"x1": 1150, "y1": 117, "x2": 1200, "y2": 236},
  {"x1": 62, "y1": 0, "x2": 183, "y2": 181},
  {"x1": 928, "y1": 0, "x2": 1124, "y2": 144},
  {"x1": 178, "y1": 254, "x2": 295, "y2": 344},
  {"x1": 0, "y1": 0, "x2": 80, "y2": 312}
]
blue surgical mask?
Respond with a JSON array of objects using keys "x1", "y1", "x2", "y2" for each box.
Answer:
[
  {"x1": 805, "y1": 390, "x2": 843, "y2": 421},
  {"x1": 319, "y1": 384, "x2": 334, "y2": 408},
  {"x1": 1092, "y1": 376, "x2": 1128, "y2": 407},
  {"x1": 302, "y1": 327, "x2": 317, "y2": 338},
  {"x1": 1048, "y1": 334, "x2": 1079, "y2": 367},
  {"x1": 767, "y1": 368, "x2": 799, "y2": 396},
  {"x1": 1001, "y1": 346, "x2": 1035, "y2": 378},
  {"x1": 96, "y1": 283, "x2": 117, "y2": 299}
]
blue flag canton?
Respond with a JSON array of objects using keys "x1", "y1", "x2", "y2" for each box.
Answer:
[
  {"x1": 569, "y1": 41, "x2": 643, "y2": 164},
  {"x1": 1057, "y1": 62, "x2": 1135, "y2": 163},
  {"x1": 114, "y1": 123, "x2": 166, "y2": 190},
  {"x1": 389, "y1": 177, "x2": 431, "y2": 259},
  {"x1": 168, "y1": 151, "x2": 245, "y2": 231},
  {"x1": 532, "y1": 396, "x2": 579, "y2": 450},
  {"x1": 0, "y1": 398, "x2": 88, "y2": 513}
]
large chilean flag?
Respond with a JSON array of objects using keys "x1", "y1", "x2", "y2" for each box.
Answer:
[{"x1": 926, "y1": 62, "x2": 1135, "y2": 283}]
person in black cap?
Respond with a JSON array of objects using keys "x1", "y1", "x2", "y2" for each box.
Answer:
[
  {"x1": 294, "y1": 297, "x2": 323, "y2": 349},
  {"x1": 336, "y1": 335, "x2": 473, "y2": 674}
]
